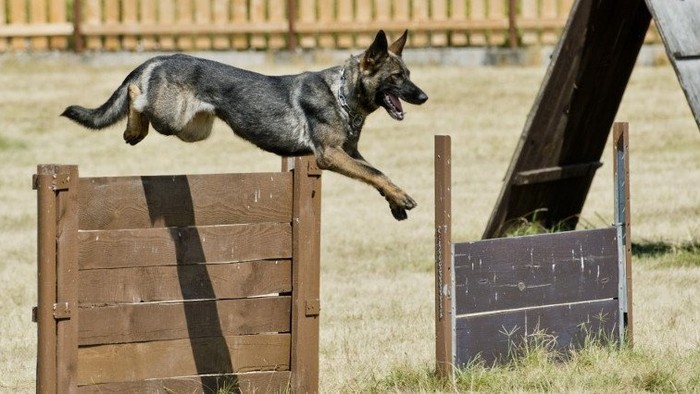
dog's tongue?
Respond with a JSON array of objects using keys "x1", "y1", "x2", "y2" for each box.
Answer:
[
  {"x1": 388, "y1": 94, "x2": 403, "y2": 114},
  {"x1": 385, "y1": 93, "x2": 404, "y2": 120}
]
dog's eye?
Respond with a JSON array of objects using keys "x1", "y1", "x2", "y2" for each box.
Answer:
[{"x1": 390, "y1": 74, "x2": 402, "y2": 84}]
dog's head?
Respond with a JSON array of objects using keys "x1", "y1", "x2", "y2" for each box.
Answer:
[{"x1": 360, "y1": 30, "x2": 429, "y2": 121}]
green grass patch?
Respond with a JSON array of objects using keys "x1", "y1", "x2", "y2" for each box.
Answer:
[
  {"x1": 0, "y1": 135, "x2": 27, "y2": 151},
  {"x1": 359, "y1": 340, "x2": 700, "y2": 393},
  {"x1": 633, "y1": 240, "x2": 700, "y2": 268}
]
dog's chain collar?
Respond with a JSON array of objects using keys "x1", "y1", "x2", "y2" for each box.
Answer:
[{"x1": 337, "y1": 68, "x2": 364, "y2": 135}]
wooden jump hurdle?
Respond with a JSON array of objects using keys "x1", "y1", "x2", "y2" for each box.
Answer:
[
  {"x1": 33, "y1": 156, "x2": 321, "y2": 393},
  {"x1": 434, "y1": 123, "x2": 632, "y2": 376}
]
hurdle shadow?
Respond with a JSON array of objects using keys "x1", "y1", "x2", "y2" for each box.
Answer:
[{"x1": 142, "y1": 176, "x2": 236, "y2": 393}]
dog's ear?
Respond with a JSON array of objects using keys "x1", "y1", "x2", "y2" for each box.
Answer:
[
  {"x1": 361, "y1": 30, "x2": 389, "y2": 71},
  {"x1": 389, "y1": 30, "x2": 408, "y2": 57}
]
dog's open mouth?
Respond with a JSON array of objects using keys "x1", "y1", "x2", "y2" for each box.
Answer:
[{"x1": 382, "y1": 92, "x2": 405, "y2": 121}]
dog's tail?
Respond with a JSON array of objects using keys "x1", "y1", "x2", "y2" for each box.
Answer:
[
  {"x1": 60, "y1": 82, "x2": 130, "y2": 130},
  {"x1": 61, "y1": 58, "x2": 155, "y2": 129}
]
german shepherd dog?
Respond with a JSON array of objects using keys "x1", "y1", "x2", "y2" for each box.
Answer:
[{"x1": 62, "y1": 30, "x2": 428, "y2": 220}]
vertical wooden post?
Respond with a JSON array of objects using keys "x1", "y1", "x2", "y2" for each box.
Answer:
[
  {"x1": 35, "y1": 165, "x2": 59, "y2": 394},
  {"x1": 508, "y1": 0, "x2": 518, "y2": 49},
  {"x1": 287, "y1": 0, "x2": 297, "y2": 51},
  {"x1": 35, "y1": 164, "x2": 79, "y2": 393},
  {"x1": 286, "y1": 156, "x2": 321, "y2": 393},
  {"x1": 55, "y1": 166, "x2": 80, "y2": 391},
  {"x1": 613, "y1": 123, "x2": 632, "y2": 346},
  {"x1": 73, "y1": 0, "x2": 84, "y2": 53},
  {"x1": 434, "y1": 136, "x2": 453, "y2": 378}
]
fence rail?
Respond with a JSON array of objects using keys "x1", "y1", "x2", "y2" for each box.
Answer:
[{"x1": 1, "y1": 0, "x2": 655, "y2": 52}]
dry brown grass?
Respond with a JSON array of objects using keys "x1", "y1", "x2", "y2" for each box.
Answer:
[{"x1": 1, "y1": 53, "x2": 699, "y2": 392}]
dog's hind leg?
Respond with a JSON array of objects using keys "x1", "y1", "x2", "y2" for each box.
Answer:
[{"x1": 123, "y1": 84, "x2": 149, "y2": 145}]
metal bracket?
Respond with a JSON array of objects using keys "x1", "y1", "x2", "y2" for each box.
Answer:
[
  {"x1": 53, "y1": 302, "x2": 72, "y2": 320},
  {"x1": 32, "y1": 303, "x2": 72, "y2": 322},
  {"x1": 304, "y1": 299, "x2": 321, "y2": 317},
  {"x1": 307, "y1": 161, "x2": 322, "y2": 177},
  {"x1": 32, "y1": 173, "x2": 71, "y2": 191}
]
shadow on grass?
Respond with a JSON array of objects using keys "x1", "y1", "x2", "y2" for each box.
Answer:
[{"x1": 632, "y1": 240, "x2": 700, "y2": 268}]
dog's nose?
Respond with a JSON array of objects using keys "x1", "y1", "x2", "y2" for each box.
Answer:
[{"x1": 416, "y1": 92, "x2": 428, "y2": 104}]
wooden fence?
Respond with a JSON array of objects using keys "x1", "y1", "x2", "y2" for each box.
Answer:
[
  {"x1": 434, "y1": 127, "x2": 631, "y2": 374},
  {"x1": 33, "y1": 156, "x2": 321, "y2": 393},
  {"x1": 1, "y1": 0, "x2": 587, "y2": 52}
]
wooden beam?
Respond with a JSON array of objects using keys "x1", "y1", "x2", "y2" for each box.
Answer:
[
  {"x1": 483, "y1": 0, "x2": 651, "y2": 238},
  {"x1": 434, "y1": 135, "x2": 453, "y2": 378}
]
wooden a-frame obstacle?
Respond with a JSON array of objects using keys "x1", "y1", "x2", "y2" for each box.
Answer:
[{"x1": 483, "y1": 0, "x2": 700, "y2": 239}]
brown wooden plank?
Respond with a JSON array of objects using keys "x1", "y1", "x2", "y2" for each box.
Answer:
[
  {"x1": 55, "y1": 165, "x2": 80, "y2": 391},
  {"x1": 355, "y1": 0, "x2": 372, "y2": 47},
  {"x1": 449, "y1": 0, "x2": 468, "y2": 46},
  {"x1": 194, "y1": 0, "x2": 211, "y2": 49},
  {"x1": 541, "y1": 0, "x2": 559, "y2": 44},
  {"x1": 176, "y1": 0, "x2": 193, "y2": 50},
  {"x1": 84, "y1": 0, "x2": 102, "y2": 50},
  {"x1": 78, "y1": 223, "x2": 292, "y2": 269},
  {"x1": 79, "y1": 297, "x2": 291, "y2": 345},
  {"x1": 487, "y1": 0, "x2": 506, "y2": 45},
  {"x1": 434, "y1": 135, "x2": 453, "y2": 378},
  {"x1": 318, "y1": 0, "x2": 335, "y2": 48},
  {"x1": 77, "y1": 334, "x2": 291, "y2": 385},
  {"x1": 79, "y1": 259, "x2": 291, "y2": 306},
  {"x1": 430, "y1": 0, "x2": 448, "y2": 46},
  {"x1": 468, "y1": 0, "x2": 487, "y2": 46},
  {"x1": 35, "y1": 166, "x2": 61, "y2": 393},
  {"x1": 9, "y1": 0, "x2": 26, "y2": 49},
  {"x1": 520, "y1": 0, "x2": 539, "y2": 45},
  {"x1": 121, "y1": 0, "x2": 137, "y2": 50},
  {"x1": 29, "y1": 0, "x2": 49, "y2": 50},
  {"x1": 157, "y1": 0, "x2": 176, "y2": 50},
  {"x1": 0, "y1": 0, "x2": 6, "y2": 51},
  {"x1": 483, "y1": 0, "x2": 651, "y2": 238},
  {"x1": 78, "y1": 371, "x2": 291, "y2": 393},
  {"x1": 212, "y1": 0, "x2": 230, "y2": 49},
  {"x1": 268, "y1": 0, "x2": 286, "y2": 49},
  {"x1": 454, "y1": 299, "x2": 619, "y2": 366},
  {"x1": 48, "y1": 0, "x2": 67, "y2": 49},
  {"x1": 454, "y1": 228, "x2": 619, "y2": 315},
  {"x1": 139, "y1": 0, "x2": 157, "y2": 50},
  {"x1": 249, "y1": 0, "x2": 266, "y2": 48},
  {"x1": 410, "y1": 0, "x2": 429, "y2": 47},
  {"x1": 289, "y1": 155, "x2": 321, "y2": 393},
  {"x1": 336, "y1": 0, "x2": 353, "y2": 48},
  {"x1": 103, "y1": 0, "x2": 119, "y2": 50},
  {"x1": 78, "y1": 172, "x2": 293, "y2": 230},
  {"x1": 231, "y1": 0, "x2": 248, "y2": 49}
]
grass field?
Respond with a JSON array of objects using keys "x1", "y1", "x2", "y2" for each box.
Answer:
[{"x1": 1, "y1": 53, "x2": 699, "y2": 392}]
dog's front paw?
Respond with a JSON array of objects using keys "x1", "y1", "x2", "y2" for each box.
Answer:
[
  {"x1": 390, "y1": 204, "x2": 408, "y2": 221},
  {"x1": 389, "y1": 193, "x2": 417, "y2": 221}
]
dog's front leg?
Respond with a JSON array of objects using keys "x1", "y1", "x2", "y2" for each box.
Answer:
[{"x1": 316, "y1": 146, "x2": 416, "y2": 220}]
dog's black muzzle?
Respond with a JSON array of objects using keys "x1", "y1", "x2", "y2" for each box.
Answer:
[{"x1": 399, "y1": 81, "x2": 428, "y2": 105}]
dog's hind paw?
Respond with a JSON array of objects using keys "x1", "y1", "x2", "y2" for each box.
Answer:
[{"x1": 123, "y1": 130, "x2": 148, "y2": 145}]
